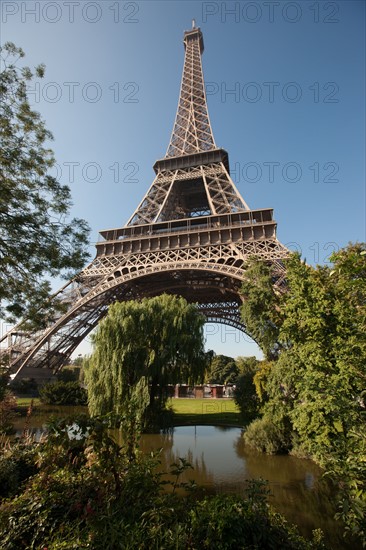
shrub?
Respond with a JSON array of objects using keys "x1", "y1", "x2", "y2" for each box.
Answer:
[
  {"x1": 0, "y1": 391, "x2": 17, "y2": 434},
  {"x1": 189, "y1": 493, "x2": 325, "y2": 550},
  {"x1": 243, "y1": 416, "x2": 290, "y2": 454},
  {"x1": 9, "y1": 377, "x2": 38, "y2": 396},
  {"x1": 0, "y1": 442, "x2": 38, "y2": 498},
  {"x1": 0, "y1": 416, "x2": 327, "y2": 550},
  {"x1": 56, "y1": 368, "x2": 80, "y2": 382},
  {"x1": 39, "y1": 381, "x2": 87, "y2": 405},
  {"x1": 233, "y1": 370, "x2": 259, "y2": 420}
]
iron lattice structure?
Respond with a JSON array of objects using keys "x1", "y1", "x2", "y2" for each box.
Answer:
[{"x1": 1, "y1": 24, "x2": 289, "y2": 377}]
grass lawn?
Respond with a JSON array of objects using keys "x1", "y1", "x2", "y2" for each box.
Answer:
[
  {"x1": 16, "y1": 397, "x2": 41, "y2": 407},
  {"x1": 14, "y1": 397, "x2": 247, "y2": 427},
  {"x1": 168, "y1": 398, "x2": 245, "y2": 427}
]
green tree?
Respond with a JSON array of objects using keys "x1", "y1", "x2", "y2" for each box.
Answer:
[
  {"x1": 274, "y1": 249, "x2": 365, "y2": 461},
  {"x1": 0, "y1": 42, "x2": 89, "y2": 322},
  {"x1": 72, "y1": 355, "x2": 84, "y2": 367},
  {"x1": 233, "y1": 357, "x2": 259, "y2": 420},
  {"x1": 236, "y1": 356, "x2": 258, "y2": 374},
  {"x1": 85, "y1": 294, "x2": 206, "y2": 437},
  {"x1": 253, "y1": 360, "x2": 273, "y2": 403},
  {"x1": 241, "y1": 245, "x2": 366, "y2": 544},
  {"x1": 246, "y1": 350, "x2": 300, "y2": 454},
  {"x1": 0, "y1": 368, "x2": 9, "y2": 402},
  {"x1": 240, "y1": 258, "x2": 283, "y2": 360},
  {"x1": 39, "y1": 380, "x2": 87, "y2": 406},
  {"x1": 0, "y1": 367, "x2": 16, "y2": 434},
  {"x1": 206, "y1": 354, "x2": 239, "y2": 384},
  {"x1": 281, "y1": 247, "x2": 366, "y2": 543},
  {"x1": 56, "y1": 367, "x2": 79, "y2": 382}
]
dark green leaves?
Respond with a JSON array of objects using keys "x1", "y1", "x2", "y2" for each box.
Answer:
[
  {"x1": 241, "y1": 244, "x2": 366, "y2": 545},
  {"x1": 0, "y1": 43, "x2": 90, "y2": 322}
]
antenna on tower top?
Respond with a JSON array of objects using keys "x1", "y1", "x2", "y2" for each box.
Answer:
[{"x1": 192, "y1": 19, "x2": 196, "y2": 29}]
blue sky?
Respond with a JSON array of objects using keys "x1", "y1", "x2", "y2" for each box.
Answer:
[{"x1": 1, "y1": 0, "x2": 365, "y2": 359}]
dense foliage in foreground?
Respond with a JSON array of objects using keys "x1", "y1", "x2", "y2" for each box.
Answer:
[
  {"x1": 0, "y1": 417, "x2": 327, "y2": 550},
  {"x1": 240, "y1": 244, "x2": 366, "y2": 546}
]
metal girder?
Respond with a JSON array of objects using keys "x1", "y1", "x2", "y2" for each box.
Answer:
[
  {"x1": 2, "y1": 234, "x2": 287, "y2": 377},
  {"x1": 127, "y1": 162, "x2": 250, "y2": 227},
  {"x1": 166, "y1": 26, "x2": 216, "y2": 158},
  {"x1": 0, "y1": 24, "x2": 290, "y2": 377}
]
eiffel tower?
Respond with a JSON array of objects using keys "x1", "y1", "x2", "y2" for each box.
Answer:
[{"x1": 2, "y1": 23, "x2": 289, "y2": 378}]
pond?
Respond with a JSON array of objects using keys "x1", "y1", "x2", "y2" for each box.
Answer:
[
  {"x1": 138, "y1": 426, "x2": 345, "y2": 549},
  {"x1": 12, "y1": 407, "x2": 348, "y2": 549}
]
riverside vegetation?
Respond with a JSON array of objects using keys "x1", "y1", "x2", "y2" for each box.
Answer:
[
  {"x1": 0, "y1": 251, "x2": 364, "y2": 547},
  {"x1": 0, "y1": 293, "x2": 328, "y2": 549},
  {"x1": 0, "y1": 416, "x2": 327, "y2": 549},
  {"x1": 238, "y1": 245, "x2": 366, "y2": 547}
]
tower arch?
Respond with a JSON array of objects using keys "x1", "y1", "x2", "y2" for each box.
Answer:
[{"x1": 1, "y1": 24, "x2": 288, "y2": 377}]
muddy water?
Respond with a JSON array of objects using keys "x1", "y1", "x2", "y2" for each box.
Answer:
[
  {"x1": 13, "y1": 410, "x2": 347, "y2": 549},
  {"x1": 137, "y1": 425, "x2": 344, "y2": 549}
]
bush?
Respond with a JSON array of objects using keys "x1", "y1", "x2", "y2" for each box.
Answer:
[
  {"x1": 0, "y1": 416, "x2": 327, "y2": 550},
  {"x1": 233, "y1": 370, "x2": 259, "y2": 420},
  {"x1": 189, "y1": 493, "x2": 325, "y2": 550},
  {"x1": 0, "y1": 391, "x2": 17, "y2": 434},
  {"x1": 39, "y1": 381, "x2": 87, "y2": 405},
  {"x1": 9, "y1": 378, "x2": 38, "y2": 396},
  {"x1": 0, "y1": 369, "x2": 10, "y2": 402},
  {"x1": 243, "y1": 417, "x2": 290, "y2": 454},
  {"x1": 0, "y1": 442, "x2": 38, "y2": 498},
  {"x1": 56, "y1": 368, "x2": 80, "y2": 383}
]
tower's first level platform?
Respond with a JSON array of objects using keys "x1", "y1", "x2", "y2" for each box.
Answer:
[{"x1": 97, "y1": 209, "x2": 277, "y2": 257}]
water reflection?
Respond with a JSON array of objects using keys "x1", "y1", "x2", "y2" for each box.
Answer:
[
  {"x1": 140, "y1": 426, "x2": 346, "y2": 549},
  {"x1": 13, "y1": 412, "x2": 349, "y2": 549},
  {"x1": 13, "y1": 405, "x2": 87, "y2": 436}
]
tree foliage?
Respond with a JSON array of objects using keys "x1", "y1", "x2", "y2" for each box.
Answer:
[
  {"x1": 0, "y1": 369, "x2": 9, "y2": 403},
  {"x1": 240, "y1": 259, "x2": 282, "y2": 360},
  {"x1": 253, "y1": 360, "x2": 273, "y2": 403},
  {"x1": 39, "y1": 380, "x2": 87, "y2": 406},
  {"x1": 85, "y1": 294, "x2": 207, "y2": 434},
  {"x1": 8, "y1": 377, "x2": 38, "y2": 396},
  {"x1": 0, "y1": 416, "x2": 327, "y2": 549},
  {"x1": 206, "y1": 354, "x2": 239, "y2": 384},
  {"x1": 233, "y1": 357, "x2": 259, "y2": 420},
  {"x1": 0, "y1": 368, "x2": 16, "y2": 434},
  {"x1": 0, "y1": 42, "x2": 89, "y2": 322},
  {"x1": 236, "y1": 355, "x2": 259, "y2": 374},
  {"x1": 241, "y1": 244, "x2": 366, "y2": 545}
]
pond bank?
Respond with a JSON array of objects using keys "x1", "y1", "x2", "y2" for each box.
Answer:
[
  {"x1": 8, "y1": 403, "x2": 353, "y2": 549},
  {"x1": 14, "y1": 397, "x2": 245, "y2": 427}
]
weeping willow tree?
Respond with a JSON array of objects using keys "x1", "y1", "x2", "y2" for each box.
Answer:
[{"x1": 85, "y1": 294, "x2": 207, "y2": 435}]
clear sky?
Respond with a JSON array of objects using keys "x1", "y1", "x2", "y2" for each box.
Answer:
[{"x1": 1, "y1": 0, "x2": 365, "y2": 359}]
